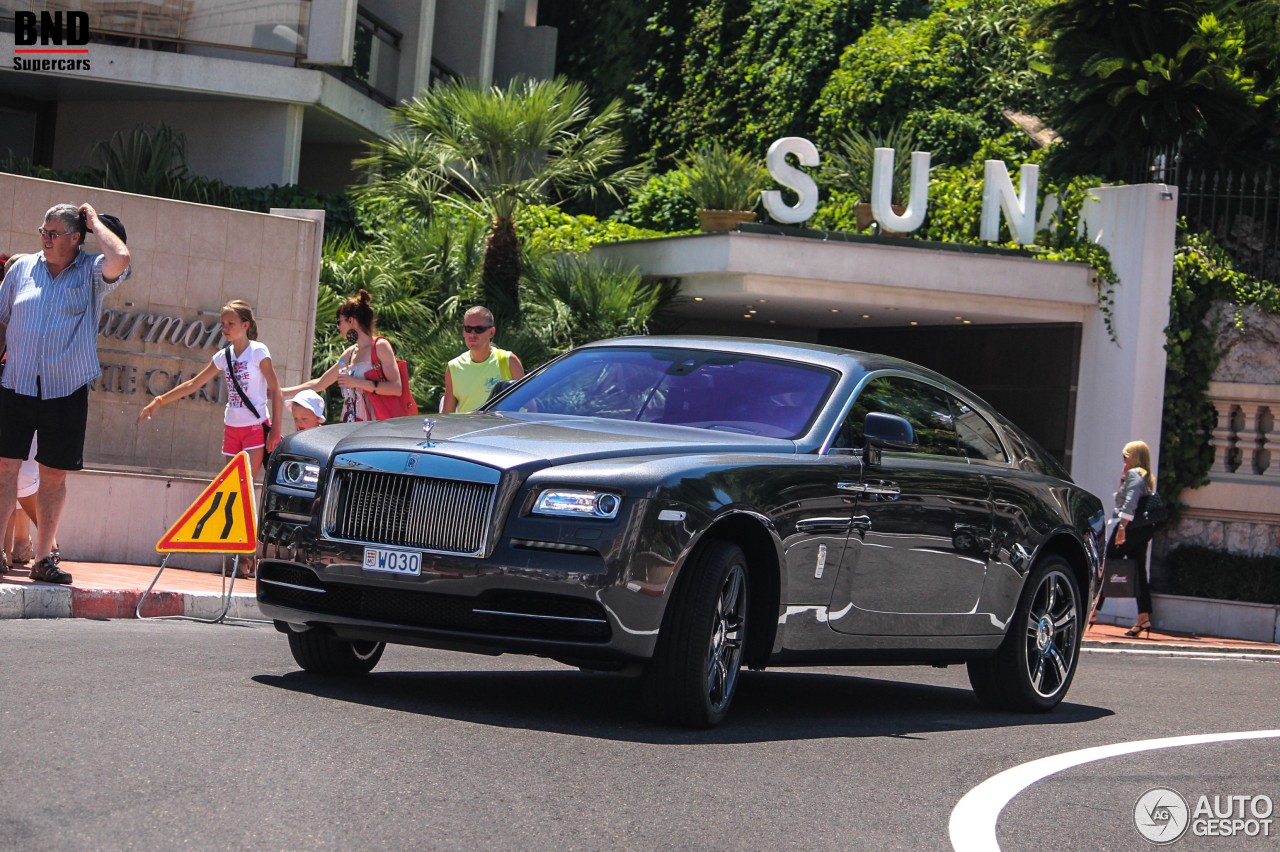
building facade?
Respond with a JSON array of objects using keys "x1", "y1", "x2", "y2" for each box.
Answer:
[{"x1": 1, "y1": 0, "x2": 557, "y2": 192}]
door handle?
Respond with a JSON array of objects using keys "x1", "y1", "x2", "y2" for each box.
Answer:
[
  {"x1": 796, "y1": 517, "x2": 853, "y2": 533},
  {"x1": 862, "y1": 480, "x2": 899, "y2": 497},
  {"x1": 838, "y1": 481, "x2": 899, "y2": 497}
]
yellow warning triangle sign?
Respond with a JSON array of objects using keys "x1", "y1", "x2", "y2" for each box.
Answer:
[{"x1": 157, "y1": 452, "x2": 258, "y2": 553}]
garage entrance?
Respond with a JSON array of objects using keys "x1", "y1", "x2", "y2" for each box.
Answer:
[{"x1": 819, "y1": 323, "x2": 1081, "y2": 469}]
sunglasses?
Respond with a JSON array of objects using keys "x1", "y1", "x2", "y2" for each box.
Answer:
[
  {"x1": 37, "y1": 228, "x2": 73, "y2": 239},
  {"x1": 462, "y1": 324, "x2": 493, "y2": 334}
]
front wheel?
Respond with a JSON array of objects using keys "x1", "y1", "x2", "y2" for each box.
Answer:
[
  {"x1": 287, "y1": 630, "x2": 385, "y2": 675},
  {"x1": 968, "y1": 555, "x2": 1081, "y2": 712},
  {"x1": 643, "y1": 539, "x2": 749, "y2": 728}
]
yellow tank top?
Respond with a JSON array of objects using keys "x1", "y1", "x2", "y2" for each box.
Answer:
[{"x1": 448, "y1": 347, "x2": 512, "y2": 412}]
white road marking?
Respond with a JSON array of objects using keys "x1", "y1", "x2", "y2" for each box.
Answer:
[{"x1": 949, "y1": 729, "x2": 1280, "y2": 852}]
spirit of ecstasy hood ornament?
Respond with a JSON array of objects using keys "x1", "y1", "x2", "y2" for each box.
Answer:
[{"x1": 421, "y1": 418, "x2": 436, "y2": 441}]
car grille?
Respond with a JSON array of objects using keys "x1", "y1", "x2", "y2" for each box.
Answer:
[
  {"x1": 325, "y1": 469, "x2": 494, "y2": 555},
  {"x1": 258, "y1": 563, "x2": 611, "y2": 642}
]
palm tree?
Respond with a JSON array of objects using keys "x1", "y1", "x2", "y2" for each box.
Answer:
[
  {"x1": 356, "y1": 77, "x2": 647, "y2": 326},
  {"x1": 1032, "y1": 0, "x2": 1276, "y2": 176}
]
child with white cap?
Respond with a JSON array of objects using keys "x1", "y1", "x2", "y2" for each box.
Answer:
[{"x1": 288, "y1": 389, "x2": 327, "y2": 431}]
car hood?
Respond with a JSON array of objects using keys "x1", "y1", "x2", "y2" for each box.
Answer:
[{"x1": 325, "y1": 411, "x2": 796, "y2": 469}]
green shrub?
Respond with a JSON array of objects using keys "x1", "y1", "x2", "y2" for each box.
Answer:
[
  {"x1": 1167, "y1": 545, "x2": 1280, "y2": 605},
  {"x1": 615, "y1": 170, "x2": 699, "y2": 232},
  {"x1": 521, "y1": 204, "x2": 665, "y2": 256}
]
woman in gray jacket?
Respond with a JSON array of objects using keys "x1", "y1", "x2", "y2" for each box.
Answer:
[{"x1": 1095, "y1": 440, "x2": 1156, "y2": 636}]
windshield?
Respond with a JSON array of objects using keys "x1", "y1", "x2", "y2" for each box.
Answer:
[{"x1": 488, "y1": 347, "x2": 837, "y2": 439}]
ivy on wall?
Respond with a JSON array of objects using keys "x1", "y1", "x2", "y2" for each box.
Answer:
[{"x1": 1161, "y1": 227, "x2": 1280, "y2": 508}]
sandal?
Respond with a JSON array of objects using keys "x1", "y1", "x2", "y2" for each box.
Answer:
[
  {"x1": 10, "y1": 544, "x2": 33, "y2": 566},
  {"x1": 1124, "y1": 619, "x2": 1152, "y2": 639}
]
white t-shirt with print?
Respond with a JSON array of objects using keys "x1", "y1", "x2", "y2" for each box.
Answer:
[{"x1": 212, "y1": 341, "x2": 271, "y2": 427}]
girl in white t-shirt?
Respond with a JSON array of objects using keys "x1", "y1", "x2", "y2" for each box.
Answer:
[{"x1": 136, "y1": 300, "x2": 284, "y2": 474}]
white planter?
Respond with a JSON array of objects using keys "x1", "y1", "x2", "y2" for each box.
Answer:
[{"x1": 1099, "y1": 593, "x2": 1280, "y2": 643}]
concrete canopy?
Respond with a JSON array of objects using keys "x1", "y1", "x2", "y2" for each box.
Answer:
[{"x1": 593, "y1": 227, "x2": 1097, "y2": 330}]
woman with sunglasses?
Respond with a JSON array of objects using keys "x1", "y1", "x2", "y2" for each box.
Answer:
[
  {"x1": 443, "y1": 305, "x2": 524, "y2": 413},
  {"x1": 280, "y1": 289, "x2": 402, "y2": 423}
]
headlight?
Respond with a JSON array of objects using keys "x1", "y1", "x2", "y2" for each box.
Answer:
[
  {"x1": 276, "y1": 459, "x2": 321, "y2": 490},
  {"x1": 532, "y1": 489, "x2": 622, "y2": 519}
]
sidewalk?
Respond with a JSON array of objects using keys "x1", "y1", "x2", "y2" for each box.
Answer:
[
  {"x1": 2, "y1": 560, "x2": 1280, "y2": 656},
  {"x1": 0, "y1": 558, "x2": 260, "y2": 620}
]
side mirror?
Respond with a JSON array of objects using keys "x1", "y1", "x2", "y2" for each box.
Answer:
[{"x1": 864, "y1": 412, "x2": 917, "y2": 451}]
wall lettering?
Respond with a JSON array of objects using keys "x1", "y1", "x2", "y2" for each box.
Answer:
[{"x1": 761, "y1": 136, "x2": 1046, "y2": 245}]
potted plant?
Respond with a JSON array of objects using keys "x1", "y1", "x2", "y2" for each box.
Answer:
[
  {"x1": 823, "y1": 124, "x2": 921, "y2": 234},
  {"x1": 681, "y1": 143, "x2": 767, "y2": 232}
]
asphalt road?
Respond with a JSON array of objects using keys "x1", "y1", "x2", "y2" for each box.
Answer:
[{"x1": 1, "y1": 620, "x2": 1276, "y2": 851}]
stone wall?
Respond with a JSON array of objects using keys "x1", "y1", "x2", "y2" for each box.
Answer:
[
  {"x1": 0, "y1": 173, "x2": 321, "y2": 476},
  {"x1": 1, "y1": 175, "x2": 322, "y2": 569}
]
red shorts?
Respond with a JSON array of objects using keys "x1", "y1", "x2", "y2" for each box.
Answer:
[{"x1": 222, "y1": 422, "x2": 266, "y2": 455}]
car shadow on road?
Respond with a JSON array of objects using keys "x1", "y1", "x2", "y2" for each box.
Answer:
[{"x1": 254, "y1": 667, "x2": 1112, "y2": 744}]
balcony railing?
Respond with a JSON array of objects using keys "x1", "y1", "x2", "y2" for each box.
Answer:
[
  {"x1": 2, "y1": 1, "x2": 310, "y2": 59},
  {"x1": 5, "y1": 1, "x2": 410, "y2": 104},
  {"x1": 1182, "y1": 381, "x2": 1280, "y2": 523},
  {"x1": 1211, "y1": 382, "x2": 1277, "y2": 479},
  {"x1": 322, "y1": 5, "x2": 400, "y2": 105}
]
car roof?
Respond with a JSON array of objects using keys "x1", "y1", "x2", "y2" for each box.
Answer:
[{"x1": 582, "y1": 335, "x2": 950, "y2": 384}]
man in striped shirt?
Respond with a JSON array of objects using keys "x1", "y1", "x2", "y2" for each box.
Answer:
[{"x1": 0, "y1": 203, "x2": 131, "y2": 584}]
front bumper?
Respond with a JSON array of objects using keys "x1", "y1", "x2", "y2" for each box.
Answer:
[{"x1": 255, "y1": 546, "x2": 666, "y2": 662}]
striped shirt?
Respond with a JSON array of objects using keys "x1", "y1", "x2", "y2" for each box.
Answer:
[{"x1": 0, "y1": 250, "x2": 131, "y2": 399}]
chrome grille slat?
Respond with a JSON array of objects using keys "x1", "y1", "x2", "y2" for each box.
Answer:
[{"x1": 327, "y1": 469, "x2": 496, "y2": 555}]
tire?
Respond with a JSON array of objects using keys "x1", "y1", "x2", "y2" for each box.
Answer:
[
  {"x1": 642, "y1": 539, "x2": 749, "y2": 728},
  {"x1": 287, "y1": 630, "x2": 385, "y2": 675},
  {"x1": 968, "y1": 555, "x2": 1082, "y2": 712}
]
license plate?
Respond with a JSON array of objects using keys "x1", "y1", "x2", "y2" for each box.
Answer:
[{"x1": 362, "y1": 546, "x2": 421, "y2": 576}]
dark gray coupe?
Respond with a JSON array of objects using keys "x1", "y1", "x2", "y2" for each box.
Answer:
[{"x1": 258, "y1": 337, "x2": 1105, "y2": 727}]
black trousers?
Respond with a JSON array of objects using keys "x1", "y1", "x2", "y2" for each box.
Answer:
[{"x1": 1098, "y1": 526, "x2": 1153, "y2": 614}]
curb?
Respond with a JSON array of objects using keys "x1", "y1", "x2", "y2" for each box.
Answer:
[
  {"x1": 0, "y1": 585, "x2": 263, "y2": 621},
  {"x1": 1082, "y1": 638, "x2": 1280, "y2": 658}
]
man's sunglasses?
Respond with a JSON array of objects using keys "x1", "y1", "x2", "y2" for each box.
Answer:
[
  {"x1": 37, "y1": 228, "x2": 73, "y2": 239},
  {"x1": 463, "y1": 324, "x2": 493, "y2": 334}
]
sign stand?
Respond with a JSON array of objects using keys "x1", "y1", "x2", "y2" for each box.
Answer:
[{"x1": 137, "y1": 452, "x2": 269, "y2": 624}]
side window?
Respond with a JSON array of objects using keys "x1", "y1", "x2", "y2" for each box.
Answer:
[
  {"x1": 837, "y1": 375, "x2": 962, "y2": 458},
  {"x1": 950, "y1": 397, "x2": 1007, "y2": 462}
]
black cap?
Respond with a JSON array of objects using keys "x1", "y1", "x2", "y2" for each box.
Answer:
[{"x1": 97, "y1": 213, "x2": 127, "y2": 244}]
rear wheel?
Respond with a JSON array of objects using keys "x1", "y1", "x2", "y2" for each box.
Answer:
[
  {"x1": 968, "y1": 555, "x2": 1081, "y2": 712},
  {"x1": 287, "y1": 630, "x2": 385, "y2": 675},
  {"x1": 643, "y1": 539, "x2": 749, "y2": 728}
]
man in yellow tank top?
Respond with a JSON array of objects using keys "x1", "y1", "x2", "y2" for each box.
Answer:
[{"x1": 443, "y1": 306, "x2": 526, "y2": 413}]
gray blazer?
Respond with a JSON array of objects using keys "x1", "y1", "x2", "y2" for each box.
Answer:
[{"x1": 1113, "y1": 468, "x2": 1151, "y2": 521}]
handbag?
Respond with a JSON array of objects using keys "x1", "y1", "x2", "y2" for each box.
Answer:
[
  {"x1": 1102, "y1": 559, "x2": 1137, "y2": 599},
  {"x1": 224, "y1": 344, "x2": 272, "y2": 446},
  {"x1": 366, "y1": 336, "x2": 418, "y2": 420},
  {"x1": 1128, "y1": 492, "x2": 1168, "y2": 530}
]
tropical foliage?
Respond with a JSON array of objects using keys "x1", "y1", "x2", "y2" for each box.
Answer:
[
  {"x1": 354, "y1": 77, "x2": 647, "y2": 326},
  {"x1": 1031, "y1": 0, "x2": 1280, "y2": 177}
]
